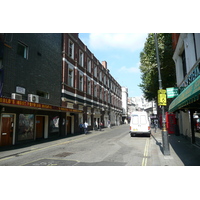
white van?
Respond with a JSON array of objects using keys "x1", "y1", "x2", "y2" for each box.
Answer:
[{"x1": 129, "y1": 111, "x2": 151, "y2": 137}]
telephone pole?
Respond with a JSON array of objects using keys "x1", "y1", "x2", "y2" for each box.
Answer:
[{"x1": 154, "y1": 33, "x2": 170, "y2": 156}]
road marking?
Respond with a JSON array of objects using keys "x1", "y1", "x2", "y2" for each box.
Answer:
[
  {"x1": 21, "y1": 158, "x2": 80, "y2": 166},
  {"x1": 142, "y1": 139, "x2": 150, "y2": 166},
  {"x1": 0, "y1": 135, "x2": 86, "y2": 162},
  {"x1": 0, "y1": 156, "x2": 14, "y2": 162},
  {"x1": 0, "y1": 126, "x2": 124, "y2": 164}
]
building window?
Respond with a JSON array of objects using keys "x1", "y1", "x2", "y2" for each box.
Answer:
[
  {"x1": 69, "y1": 40, "x2": 74, "y2": 59},
  {"x1": 99, "y1": 71, "x2": 102, "y2": 82},
  {"x1": 68, "y1": 68, "x2": 73, "y2": 87},
  {"x1": 87, "y1": 59, "x2": 91, "y2": 73},
  {"x1": 36, "y1": 90, "x2": 49, "y2": 99},
  {"x1": 87, "y1": 115, "x2": 91, "y2": 126},
  {"x1": 108, "y1": 93, "x2": 110, "y2": 103},
  {"x1": 79, "y1": 74, "x2": 83, "y2": 91},
  {"x1": 79, "y1": 50, "x2": 84, "y2": 67},
  {"x1": 94, "y1": 84, "x2": 97, "y2": 97},
  {"x1": 94, "y1": 65, "x2": 97, "y2": 77},
  {"x1": 88, "y1": 80, "x2": 91, "y2": 95},
  {"x1": 104, "y1": 76, "x2": 107, "y2": 85},
  {"x1": 18, "y1": 114, "x2": 34, "y2": 140},
  {"x1": 17, "y1": 42, "x2": 28, "y2": 59},
  {"x1": 181, "y1": 50, "x2": 187, "y2": 78},
  {"x1": 100, "y1": 87, "x2": 102, "y2": 99}
]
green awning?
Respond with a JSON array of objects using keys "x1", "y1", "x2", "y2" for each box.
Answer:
[{"x1": 169, "y1": 75, "x2": 200, "y2": 112}]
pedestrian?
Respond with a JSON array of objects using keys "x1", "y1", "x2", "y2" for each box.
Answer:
[
  {"x1": 83, "y1": 121, "x2": 88, "y2": 134},
  {"x1": 79, "y1": 122, "x2": 83, "y2": 134},
  {"x1": 95, "y1": 120, "x2": 98, "y2": 131},
  {"x1": 99, "y1": 122, "x2": 103, "y2": 131},
  {"x1": 108, "y1": 120, "x2": 111, "y2": 128},
  {"x1": 154, "y1": 120, "x2": 158, "y2": 133}
]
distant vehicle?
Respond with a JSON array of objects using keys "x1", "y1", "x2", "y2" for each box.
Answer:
[{"x1": 129, "y1": 111, "x2": 151, "y2": 137}]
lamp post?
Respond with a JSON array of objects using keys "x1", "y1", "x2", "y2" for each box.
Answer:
[{"x1": 154, "y1": 33, "x2": 170, "y2": 156}]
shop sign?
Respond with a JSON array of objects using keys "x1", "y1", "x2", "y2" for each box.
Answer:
[
  {"x1": 0, "y1": 97, "x2": 83, "y2": 113},
  {"x1": 16, "y1": 86, "x2": 26, "y2": 94},
  {"x1": 179, "y1": 63, "x2": 200, "y2": 93},
  {"x1": 166, "y1": 87, "x2": 179, "y2": 98},
  {"x1": 158, "y1": 89, "x2": 167, "y2": 106}
]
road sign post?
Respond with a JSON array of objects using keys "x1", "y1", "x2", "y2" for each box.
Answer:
[
  {"x1": 154, "y1": 33, "x2": 170, "y2": 156},
  {"x1": 158, "y1": 89, "x2": 167, "y2": 106}
]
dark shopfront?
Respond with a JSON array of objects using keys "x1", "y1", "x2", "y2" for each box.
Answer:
[
  {"x1": 0, "y1": 97, "x2": 82, "y2": 147},
  {"x1": 169, "y1": 75, "x2": 200, "y2": 146}
]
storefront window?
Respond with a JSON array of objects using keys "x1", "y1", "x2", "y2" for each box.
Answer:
[
  {"x1": 49, "y1": 115, "x2": 59, "y2": 137},
  {"x1": 18, "y1": 114, "x2": 34, "y2": 141}
]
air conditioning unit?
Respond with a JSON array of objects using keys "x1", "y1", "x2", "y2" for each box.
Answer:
[
  {"x1": 11, "y1": 93, "x2": 22, "y2": 100},
  {"x1": 28, "y1": 94, "x2": 39, "y2": 103}
]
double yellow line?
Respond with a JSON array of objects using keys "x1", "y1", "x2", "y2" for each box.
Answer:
[{"x1": 142, "y1": 139, "x2": 150, "y2": 166}]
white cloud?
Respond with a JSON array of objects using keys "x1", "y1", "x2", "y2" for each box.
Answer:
[
  {"x1": 89, "y1": 33, "x2": 147, "y2": 52},
  {"x1": 118, "y1": 62, "x2": 141, "y2": 73},
  {"x1": 118, "y1": 66, "x2": 140, "y2": 73}
]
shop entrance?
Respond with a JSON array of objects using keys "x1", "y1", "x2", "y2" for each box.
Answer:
[
  {"x1": 67, "y1": 116, "x2": 71, "y2": 135},
  {"x1": 36, "y1": 116, "x2": 44, "y2": 139},
  {"x1": 0, "y1": 114, "x2": 15, "y2": 146}
]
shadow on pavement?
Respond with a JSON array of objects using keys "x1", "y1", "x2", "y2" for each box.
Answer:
[
  {"x1": 151, "y1": 134, "x2": 164, "y2": 154},
  {"x1": 168, "y1": 134, "x2": 200, "y2": 166}
]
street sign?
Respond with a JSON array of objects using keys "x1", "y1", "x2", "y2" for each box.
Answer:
[
  {"x1": 166, "y1": 87, "x2": 179, "y2": 98},
  {"x1": 158, "y1": 89, "x2": 167, "y2": 106}
]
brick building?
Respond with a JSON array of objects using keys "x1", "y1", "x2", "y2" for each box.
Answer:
[
  {"x1": 0, "y1": 33, "x2": 122, "y2": 147},
  {"x1": 61, "y1": 34, "x2": 122, "y2": 133}
]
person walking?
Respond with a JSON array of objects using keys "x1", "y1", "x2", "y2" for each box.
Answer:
[
  {"x1": 94, "y1": 120, "x2": 98, "y2": 131},
  {"x1": 108, "y1": 120, "x2": 111, "y2": 128},
  {"x1": 99, "y1": 122, "x2": 103, "y2": 131},
  {"x1": 79, "y1": 122, "x2": 83, "y2": 134},
  {"x1": 83, "y1": 121, "x2": 88, "y2": 134}
]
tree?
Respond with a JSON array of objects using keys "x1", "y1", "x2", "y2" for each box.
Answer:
[{"x1": 139, "y1": 33, "x2": 176, "y2": 101}]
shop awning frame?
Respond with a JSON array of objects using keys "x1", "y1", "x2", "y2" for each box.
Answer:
[{"x1": 169, "y1": 75, "x2": 200, "y2": 112}]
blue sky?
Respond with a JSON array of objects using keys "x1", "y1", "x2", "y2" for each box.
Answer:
[{"x1": 79, "y1": 33, "x2": 148, "y2": 97}]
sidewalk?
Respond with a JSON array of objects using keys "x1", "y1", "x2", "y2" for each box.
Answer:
[{"x1": 150, "y1": 128, "x2": 200, "y2": 166}]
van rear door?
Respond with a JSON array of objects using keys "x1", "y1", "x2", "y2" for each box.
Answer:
[
  {"x1": 140, "y1": 114, "x2": 149, "y2": 132},
  {"x1": 131, "y1": 114, "x2": 139, "y2": 131}
]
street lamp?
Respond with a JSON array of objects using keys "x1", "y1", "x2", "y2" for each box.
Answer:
[{"x1": 154, "y1": 33, "x2": 170, "y2": 156}]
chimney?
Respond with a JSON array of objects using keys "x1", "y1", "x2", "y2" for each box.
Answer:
[{"x1": 102, "y1": 61, "x2": 107, "y2": 69}]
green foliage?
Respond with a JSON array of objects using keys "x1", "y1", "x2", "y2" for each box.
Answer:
[{"x1": 139, "y1": 33, "x2": 176, "y2": 101}]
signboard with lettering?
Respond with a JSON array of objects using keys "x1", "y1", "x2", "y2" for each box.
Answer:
[
  {"x1": 166, "y1": 87, "x2": 179, "y2": 98},
  {"x1": 158, "y1": 89, "x2": 167, "y2": 106},
  {"x1": 16, "y1": 86, "x2": 26, "y2": 94},
  {"x1": 0, "y1": 97, "x2": 83, "y2": 113}
]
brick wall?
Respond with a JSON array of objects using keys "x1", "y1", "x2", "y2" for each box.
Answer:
[{"x1": 2, "y1": 33, "x2": 62, "y2": 106}]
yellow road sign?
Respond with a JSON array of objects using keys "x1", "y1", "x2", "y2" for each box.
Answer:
[{"x1": 158, "y1": 89, "x2": 167, "y2": 106}]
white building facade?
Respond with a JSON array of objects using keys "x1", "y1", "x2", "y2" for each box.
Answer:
[
  {"x1": 169, "y1": 33, "x2": 200, "y2": 146},
  {"x1": 121, "y1": 87, "x2": 128, "y2": 123}
]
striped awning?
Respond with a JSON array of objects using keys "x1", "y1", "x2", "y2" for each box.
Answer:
[{"x1": 169, "y1": 75, "x2": 200, "y2": 112}]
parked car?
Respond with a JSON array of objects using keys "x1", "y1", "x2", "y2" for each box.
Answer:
[{"x1": 129, "y1": 111, "x2": 151, "y2": 137}]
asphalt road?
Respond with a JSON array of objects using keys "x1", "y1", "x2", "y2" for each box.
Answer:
[{"x1": 0, "y1": 124, "x2": 151, "y2": 166}]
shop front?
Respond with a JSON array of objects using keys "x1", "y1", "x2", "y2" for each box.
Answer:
[
  {"x1": 169, "y1": 75, "x2": 200, "y2": 146},
  {"x1": 0, "y1": 97, "x2": 82, "y2": 147}
]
